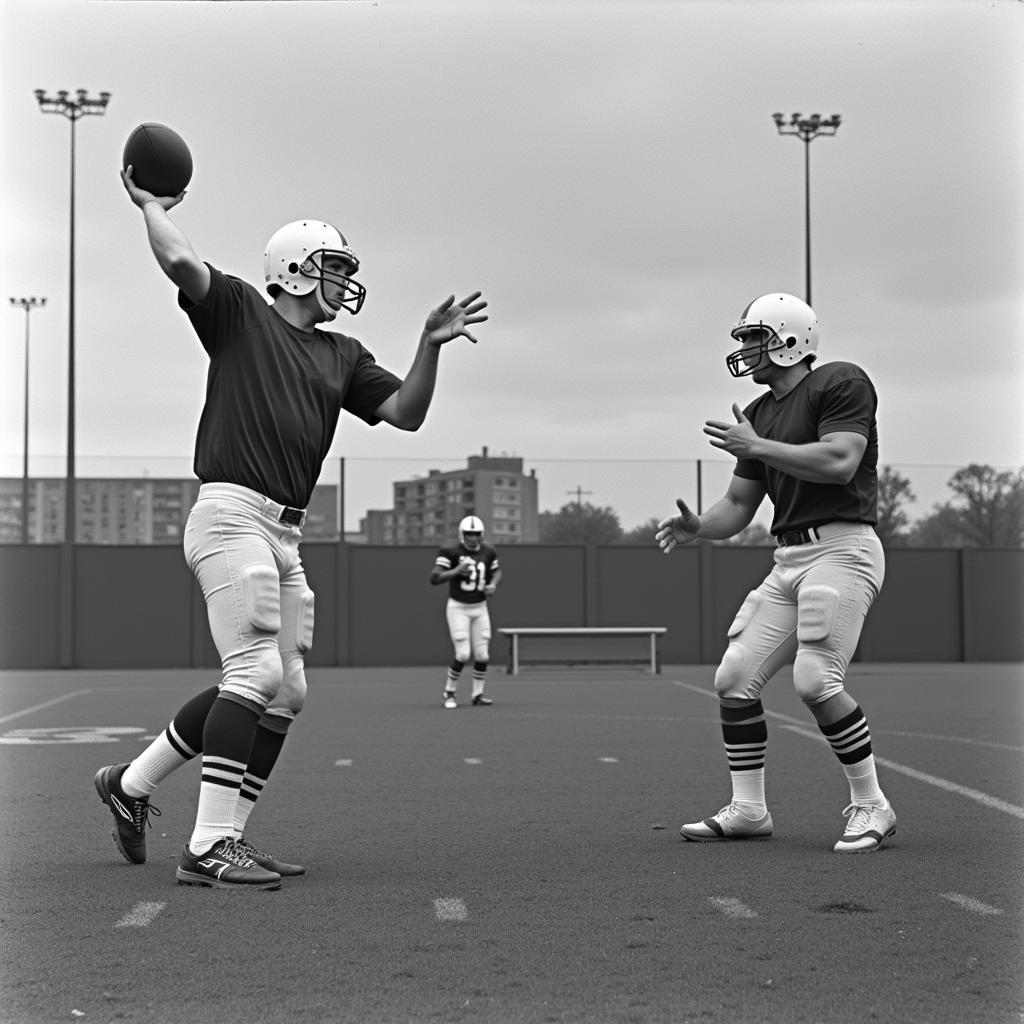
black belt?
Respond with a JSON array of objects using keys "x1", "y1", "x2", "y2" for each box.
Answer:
[
  {"x1": 775, "y1": 527, "x2": 820, "y2": 547},
  {"x1": 278, "y1": 506, "x2": 305, "y2": 527}
]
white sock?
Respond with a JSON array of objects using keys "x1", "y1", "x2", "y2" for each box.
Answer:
[
  {"x1": 188, "y1": 756, "x2": 245, "y2": 855},
  {"x1": 845, "y1": 755, "x2": 885, "y2": 806},
  {"x1": 731, "y1": 768, "x2": 767, "y2": 815},
  {"x1": 121, "y1": 729, "x2": 194, "y2": 797}
]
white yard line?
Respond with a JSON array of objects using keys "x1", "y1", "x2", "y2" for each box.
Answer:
[
  {"x1": 115, "y1": 902, "x2": 166, "y2": 928},
  {"x1": 708, "y1": 896, "x2": 758, "y2": 919},
  {"x1": 939, "y1": 893, "x2": 1004, "y2": 916},
  {"x1": 0, "y1": 690, "x2": 93, "y2": 725},
  {"x1": 434, "y1": 897, "x2": 469, "y2": 922}
]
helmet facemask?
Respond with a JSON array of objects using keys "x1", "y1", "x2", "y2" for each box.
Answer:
[
  {"x1": 301, "y1": 251, "x2": 366, "y2": 321},
  {"x1": 727, "y1": 327, "x2": 789, "y2": 377}
]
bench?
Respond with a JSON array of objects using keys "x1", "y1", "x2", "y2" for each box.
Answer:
[{"x1": 498, "y1": 627, "x2": 667, "y2": 675}]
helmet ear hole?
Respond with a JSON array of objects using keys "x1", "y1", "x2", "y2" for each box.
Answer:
[
  {"x1": 287, "y1": 261, "x2": 299, "y2": 274},
  {"x1": 785, "y1": 336, "x2": 797, "y2": 349}
]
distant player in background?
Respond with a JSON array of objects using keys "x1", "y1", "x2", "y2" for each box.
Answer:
[
  {"x1": 430, "y1": 515, "x2": 502, "y2": 708},
  {"x1": 94, "y1": 166, "x2": 487, "y2": 890},
  {"x1": 656, "y1": 293, "x2": 896, "y2": 854}
]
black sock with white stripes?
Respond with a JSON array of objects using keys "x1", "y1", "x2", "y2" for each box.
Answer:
[
  {"x1": 189, "y1": 695, "x2": 260, "y2": 854},
  {"x1": 818, "y1": 704, "x2": 885, "y2": 805},
  {"x1": 721, "y1": 700, "x2": 767, "y2": 813},
  {"x1": 445, "y1": 660, "x2": 464, "y2": 694},
  {"x1": 234, "y1": 722, "x2": 289, "y2": 836}
]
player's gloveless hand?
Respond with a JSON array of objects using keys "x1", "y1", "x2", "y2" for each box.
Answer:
[
  {"x1": 423, "y1": 292, "x2": 488, "y2": 346},
  {"x1": 655, "y1": 498, "x2": 701, "y2": 553},
  {"x1": 120, "y1": 165, "x2": 185, "y2": 211}
]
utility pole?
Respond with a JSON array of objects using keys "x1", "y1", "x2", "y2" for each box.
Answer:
[
  {"x1": 567, "y1": 485, "x2": 592, "y2": 508},
  {"x1": 9, "y1": 297, "x2": 46, "y2": 544}
]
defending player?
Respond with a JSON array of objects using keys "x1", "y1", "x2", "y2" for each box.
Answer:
[
  {"x1": 656, "y1": 293, "x2": 896, "y2": 854},
  {"x1": 94, "y1": 168, "x2": 488, "y2": 890},
  {"x1": 430, "y1": 516, "x2": 502, "y2": 708}
]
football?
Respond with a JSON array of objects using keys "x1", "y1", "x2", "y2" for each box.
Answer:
[{"x1": 122, "y1": 123, "x2": 193, "y2": 197}]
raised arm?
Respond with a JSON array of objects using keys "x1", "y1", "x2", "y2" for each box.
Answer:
[{"x1": 120, "y1": 165, "x2": 210, "y2": 305}]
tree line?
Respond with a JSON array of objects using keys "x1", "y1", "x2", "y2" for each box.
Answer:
[{"x1": 537, "y1": 464, "x2": 1024, "y2": 548}]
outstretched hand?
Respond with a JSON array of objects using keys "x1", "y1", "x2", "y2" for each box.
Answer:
[
  {"x1": 423, "y1": 292, "x2": 488, "y2": 346},
  {"x1": 120, "y1": 165, "x2": 185, "y2": 211},
  {"x1": 703, "y1": 403, "x2": 760, "y2": 458},
  {"x1": 655, "y1": 498, "x2": 701, "y2": 554}
]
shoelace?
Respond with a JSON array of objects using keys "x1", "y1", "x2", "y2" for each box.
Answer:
[
  {"x1": 237, "y1": 839, "x2": 273, "y2": 861},
  {"x1": 129, "y1": 796, "x2": 161, "y2": 833},
  {"x1": 213, "y1": 839, "x2": 257, "y2": 867},
  {"x1": 841, "y1": 803, "x2": 873, "y2": 834}
]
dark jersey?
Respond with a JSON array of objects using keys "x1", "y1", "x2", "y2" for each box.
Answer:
[
  {"x1": 733, "y1": 361, "x2": 879, "y2": 535},
  {"x1": 434, "y1": 544, "x2": 500, "y2": 604},
  {"x1": 179, "y1": 265, "x2": 401, "y2": 509}
]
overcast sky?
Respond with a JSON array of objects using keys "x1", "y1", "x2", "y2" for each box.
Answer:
[{"x1": 1, "y1": 0, "x2": 1021, "y2": 531}]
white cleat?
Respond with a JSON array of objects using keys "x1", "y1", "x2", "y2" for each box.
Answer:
[
  {"x1": 680, "y1": 803, "x2": 774, "y2": 842},
  {"x1": 443, "y1": 693, "x2": 457, "y2": 710},
  {"x1": 833, "y1": 801, "x2": 897, "y2": 854}
]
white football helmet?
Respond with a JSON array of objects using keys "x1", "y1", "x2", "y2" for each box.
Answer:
[
  {"x1": 727, "y1": 293, "x2": 819, "y2": 377},
  {"x1": 458, "y1": 515, "x2": 485, "y2": 550},
  {"x1": 264, "y1": 220, "x2": 366, "y2": 321}
]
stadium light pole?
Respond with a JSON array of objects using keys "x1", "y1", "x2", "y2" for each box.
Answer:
[
  {"x1": 35, "y1": 87, "x2": 110, "y2": 665},
  {"x1": 772, "y1": 112, "x2": 841, "y2": 307},
  {"x1": 9, "y1": 297, "x2": 46, "y2": 544}
]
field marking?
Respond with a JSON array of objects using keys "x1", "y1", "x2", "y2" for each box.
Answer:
[
  {"x1": 939, "y1": 893, "x2": 1003, "y2": 916},
  {"x1": 0, "y1": 690, "x2": 93, "y2": 726},
  {"x1": 876, "y1": 730, "x2": 1023, "y2": 754},
  {"x1": 708, "y1": 896, "x2": 758, "y2": 919},
  {"x1": 672, "y1": 680, "x2": 1024, "y2": 821},
  {"x1": 599, "y1": 756, "x2": 619, "y2": 763},
  {"x1": 115, "y1": 901, "x2": 166, "y2": 928},
  {"x1": 464, "y1": 758, "x2": 483, "y2": 765},
  {"x1": 434, "y1": 897, "x2": 468, "y2": 922},
  {"x1": 334, "y1": 759, "x2": 353, "y2": 766},
  {"x1": 0, "y1": 725, "x2": 146, "y2": 745}
]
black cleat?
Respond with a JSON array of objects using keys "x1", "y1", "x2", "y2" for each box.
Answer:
[
  {"x1": 94, "y1": 763, "x2": 161, "y2": 864},
  {"x1": 471, "y1": 695, "x2": 493, "y2": 706},
  {"x1": 237, "y1": 838, "x2": 306, "y2": 876},
  {"x1": 176, "y1": 839, "x2": 282, "y2": 890}
]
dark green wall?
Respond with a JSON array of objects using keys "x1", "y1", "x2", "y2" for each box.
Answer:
[{"x1": 1, "y1": 544, "x2": 1021, "y2": 669}]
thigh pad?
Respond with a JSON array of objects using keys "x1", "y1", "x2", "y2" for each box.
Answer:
[
  {"x1": 242, "y1": 565, "x2": 281, "y2": 633},
  {"x1": 797, "y1": 585, "x2": 839, "y2": 644}
]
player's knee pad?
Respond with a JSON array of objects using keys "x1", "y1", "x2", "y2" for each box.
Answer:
[
  {"x1": 242, "y1": 565, "x2": 281, "y2": 633},
  {"x1": 792, "y1": 647, "x2": 845, "y2": 703},
  {"x1": 472, "y1": 640, "x2": 490, "y2": 663},
  {"x1": 450, "y1": 627, "x2": 471, "y2": 663},
  {"x1": 273, "y1": 656, "x2": 308, "y2": 717},
  {"x1": 714, "y1": 642, "x2": 760, "y2": 700},
  {"x1": 294, "y1": 588, "x2": 314, "y2": 654},
  {"x1": 713, "y1": 591, "x2": 763, "y2": 700},
  {"x1": 222, "y1": 641, "x2": 283, "y2": 708}
]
